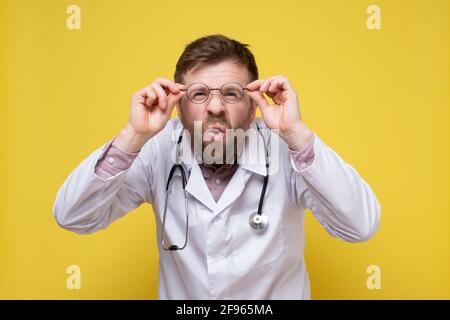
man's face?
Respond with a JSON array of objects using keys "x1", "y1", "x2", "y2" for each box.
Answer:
[{"x1": 176, "y1": 59, "x2": 256, "y2": 162}]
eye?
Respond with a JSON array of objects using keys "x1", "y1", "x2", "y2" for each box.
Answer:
[{"x1": 224, "y1": 90, "x2": 239, "y2": 97}]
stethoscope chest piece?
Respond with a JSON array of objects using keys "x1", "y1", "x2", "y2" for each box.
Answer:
[{"x1": 249, "y1": 212, "x2": 268, "y2": 230}]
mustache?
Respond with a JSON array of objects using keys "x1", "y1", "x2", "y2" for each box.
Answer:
[{"x1": 203, "y1": 115, "x2": 230, "y2": 128}]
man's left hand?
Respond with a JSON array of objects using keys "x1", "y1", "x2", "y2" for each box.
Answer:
[{"x1": 246, "y1": 75, "x2": 313, "y2": 151}]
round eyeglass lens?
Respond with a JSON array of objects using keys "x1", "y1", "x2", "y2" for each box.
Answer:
[
  {"x1": 221, "y1": 83, "x2": 244, "y2": 104},
  {"x1": 186, "y1": 83, "x2": 210, "y2": 104}
]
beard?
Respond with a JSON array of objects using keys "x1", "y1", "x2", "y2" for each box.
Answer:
[{"x1": 184, "y1": 112, "x2": 253, "y2": 165}]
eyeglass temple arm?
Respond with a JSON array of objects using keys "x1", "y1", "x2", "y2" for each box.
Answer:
[{"x1": 178, "y1": 88, "x2": 250, "y2": 91}]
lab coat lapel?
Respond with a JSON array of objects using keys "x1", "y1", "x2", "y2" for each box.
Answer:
[
  {"x1": 215, "y1": 122, "x2": 268, "y2": 214},
  {"x1": 214, "y1": 167, "x2": 247, "y2": 215},
  {"x1": 174, "y1": 125, "x2": 217, "y2": 212},
  {"x1": 185, "y1": 163, "x2": 217, "y2": 212}
]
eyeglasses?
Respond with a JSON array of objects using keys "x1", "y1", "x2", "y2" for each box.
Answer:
[{"x1": 180, "y1": 82, "x2": 248, "y2": 104}]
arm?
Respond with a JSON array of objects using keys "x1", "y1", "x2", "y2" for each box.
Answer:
[
  {"x1": 247, "y1": 75, "x2": 380, "y2": 242},
  {"x1": 53, "y1": 78, "x2": 186, "y2": 234},
  {"x1": 53, "y1": 137, "x2": 152, "y2": 234},
  {"x1": 289, "y1": 133, "x2": 380, "y2": 242}
]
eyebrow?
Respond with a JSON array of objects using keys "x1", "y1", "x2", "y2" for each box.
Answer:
[{"x1": 179, "y1": 83, "x2": 249, "y2": 90}]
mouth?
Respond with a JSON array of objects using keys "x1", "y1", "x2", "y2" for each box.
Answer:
[
  {"x1": 207, "y1": 124, "x2": 226, "y2": 133},
  {"x1": 204, "y1": 123, "x2": 227, "y2": 142}
]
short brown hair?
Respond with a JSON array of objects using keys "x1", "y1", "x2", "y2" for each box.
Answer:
[{"x1": 174, "y1": 34, "x2": 258, "y2": 84}]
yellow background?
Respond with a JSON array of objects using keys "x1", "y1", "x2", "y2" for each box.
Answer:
[{"x1": 1, "y1": 0, "x2": 449, "y2": 299}]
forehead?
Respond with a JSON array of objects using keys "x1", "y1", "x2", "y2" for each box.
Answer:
[{"x1": 183, "y1": 60, "x2": 251, "y2": 87}]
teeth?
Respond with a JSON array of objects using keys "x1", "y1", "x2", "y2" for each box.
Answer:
[{"x1": 209, "y1": 128, "x2": 221, "y2": 134}]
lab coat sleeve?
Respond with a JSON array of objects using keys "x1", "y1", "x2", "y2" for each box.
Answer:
[
  {"x1": 53, "y1": 140, "x2": 154, "y2": 235},
  {"x1": 290, "y1": 134, "x2": 381, "y2": 242}
]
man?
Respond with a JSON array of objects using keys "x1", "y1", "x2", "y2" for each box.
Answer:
[{"x1": 53, "y1": 34, "x2": 380, "y2": 299}]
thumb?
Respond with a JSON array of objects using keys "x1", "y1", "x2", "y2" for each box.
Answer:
[
  {"x1": 246, "y1": 90, "x2": 269, "y2": 113},
  {"x1": 167, "y1": 91, "x2": 185, "y2": 108},
  {"x1": 166, "y1": 91, "x2": 185, "y2": 115}
]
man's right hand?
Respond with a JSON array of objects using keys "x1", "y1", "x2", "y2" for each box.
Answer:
[{"x1": 113, "y1": 78, "x2": 186, "y2": 153}]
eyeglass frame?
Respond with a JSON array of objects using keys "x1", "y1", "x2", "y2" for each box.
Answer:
[{"x1": 179, "y1": 82, "x2": 249, "y2": 104}]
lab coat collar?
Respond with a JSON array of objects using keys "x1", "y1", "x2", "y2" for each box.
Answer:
[
  {"x1": 169, "y1": 119, "x2": 269, "y2": 213},
  {"x1": 237, "y1": 120, "x2": 269, "y2": 177},
  {"x1": 171, "y1": 119, "x2": 268, "y2": 177}
]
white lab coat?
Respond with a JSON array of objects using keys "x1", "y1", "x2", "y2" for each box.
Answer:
[{"x1": 53, "y1": 118, "x2": 380, "y2": 299}]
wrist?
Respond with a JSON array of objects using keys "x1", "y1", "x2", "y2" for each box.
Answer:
[
  {"x1": 113, "y1": 126, "x2": 152, "y2": 153},
  {"x1": 280, "y1": 122, "x2": 314, "y2": 152}
]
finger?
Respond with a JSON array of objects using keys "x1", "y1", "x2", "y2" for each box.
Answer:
[
  {"x1": 246, "y1": 79, "x2": 274, "y2": 104},
  {"x1": 163, "y1": 98, "x2": 177, "y2": 117},
  {"x1": 260, "y1": 76, "x2": 282, "y2": 93},
  {"x1": 261, "y1": 75, "x2": 289, "y2": 91},
  {"x1": 164, "y1": 92, "x2": 186, "y2": 117},
  {"x1": 245, "y1": 79, "x2": 265, "y2": 91},
  {"x1": 259, "y1": 79, "x2": 273, "y2": 93},
  {"x1": 143, "y1": 87, "x2": 157, "y2": 108},
  {"x1": 151, "y1": 84, "x2": 168, "y2": 110},
  {"x1": 175, "y1": 82, "x2": 187, "y2": 91},
  {"x1": 265, "y1": 78, "x2": 287, "y2": 100},
  {"x1": 268, "y1": 78, "x2": 285, "y2": 94},
  {"x1": 272, "y1": 77, "x2": 293, "y2": 92},
  {"x1": 167, "y1": 90, "x2": 185, "y2": 109},
  {"x1": 155, "y1": 78, "x2": 182, "y2": 95},
  {"x1": 246, "y1": 90, "x2": 269, "y2": 113}
]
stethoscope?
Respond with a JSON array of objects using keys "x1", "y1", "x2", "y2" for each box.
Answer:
[{"x1": 161, "y1": 125, "x2": 270, "y2": 251}]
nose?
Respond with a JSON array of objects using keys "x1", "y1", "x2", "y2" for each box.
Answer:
[{"x1": 205, "y1": 90, "x2": 226, "y2": 115}]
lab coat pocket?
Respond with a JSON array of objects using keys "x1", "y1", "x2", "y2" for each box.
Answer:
[{"x1": 229, "y1": 203, "x2": 285, "y2": 275}]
